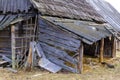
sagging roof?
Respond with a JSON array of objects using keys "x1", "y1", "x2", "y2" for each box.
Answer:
[
  {"x1": 87, "y1": 0, "x2": 120, "y2": 31},
  {"x1": 0, "y1": 14, "x2": 35, "y2": 30},
  {"x1": 41, "y1": 16, "x2": 112, "y2": 44},
  {"x1": 30, "y1": 0, "x2": 105, "y2": 23},
  {"x1": 0, "y1": 0, "x2": 32, "y2": 13}
]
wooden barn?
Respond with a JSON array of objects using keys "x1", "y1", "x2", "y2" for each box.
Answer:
[
  {"x1": 0, "y1": 0, "x2": 119, "y2": 74},
  {"x1": 31, "y1": 0, "x2": 117, "y2": 73},
  {"x1": 0, "y1": 0, "x2": 38, "y2": 69}
]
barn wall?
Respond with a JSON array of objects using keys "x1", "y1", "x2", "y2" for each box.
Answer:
[
  {"x1": 12, "y1": 17, "x2": 37, "y2": 68},
  {"x1": 0, "y1": 28, "x2": 11, "y2": 56},
  {"x1": 37, "y1": 18, "x2": 83, "y2": 73},
  {"x1": 38, "y1": 18, "x2": 81, "y2": 54}
]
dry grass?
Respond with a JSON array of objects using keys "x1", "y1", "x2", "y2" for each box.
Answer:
[{"x1": 0, "y1": 51, "x2": 120, "y2": 80}]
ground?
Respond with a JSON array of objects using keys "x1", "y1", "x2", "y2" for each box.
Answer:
[{"x1": 0, "y1": 51, "x2": 120, "y2": 80}]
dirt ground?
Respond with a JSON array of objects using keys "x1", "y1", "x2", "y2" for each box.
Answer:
[{"x1": 0, "y1": 51, "x2": 120, "y2": 80}]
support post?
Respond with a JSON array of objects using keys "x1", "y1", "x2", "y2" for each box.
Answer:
[
  {"x1": 77, "y1": 43, "x2": 84, "y2": 74},
  {"x1": 112, "y1": 37, "x2": 116, "y2": 58},
  {"x1": 25, "y1": 42, "x2": 33, "y2": 71},
  {"x1": 117, "y1": 40, "x2": 120, "y2": 51},
  {"x1": 99, "y1": 38, "x2": 104, "y2": 63},
  {"x1": 11, "y1": 25, "x2": 16, "y2": 69}
]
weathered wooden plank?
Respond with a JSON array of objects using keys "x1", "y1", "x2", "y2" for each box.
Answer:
[
  {"x1": 35, "y1": 43, "x2": 45, "y2": 58},
  {"x1": 48, "y1": 56, "x2": 77, "y2": 73},
  {"x1": 39, "y1": 23, "x2": 81, "y2": 52},
  {"x1": 39, "y1": 35, "x2": 78, "y2": 48},
  {"x1": 39, "y1": 28, "x2": 79, "y2": 43},
  {"x1": 77, "y1": 43, "x2": 84, "y2": 74},
  {"x1": 11, "y1": 25, "x2": 16, "y2": 69},
  {"x1": 39, "y1": 40, "x2": 78, "y2": 52},
  {"x1": 39, "y1": 30, "x2": 80, "y2": 47},
  {"x1": 0, "y1": 61, "x2": 9, "y2": 67},
  {"x1": 39, "y1": 23, "x2": 79, "y2": 43},
  {"x1": 40, "y1": 42, "x2": 77, "y2": 64},
  {"x1": 2, "y1": 55, "x2": 12, "y2": 63},
  {"x1": 112, "y1": 37, "x2": 116, "y2": 58},
  {"x1": 46, "y1": 54, "x2": 64, "y2": 64}
]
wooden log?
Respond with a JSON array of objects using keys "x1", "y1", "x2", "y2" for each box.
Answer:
[
  {"x1": 77, "y1": 43, "x2": 84, "y2": 74},
  {"x1": 11, "y1": 25, "x2": 16, "y2": 69},
  {"x1": 112, "y1": 37, "x2": 116, "y2": 58},
  {"x1": 0, "y1": 61, "x2": 9, "y2": 67},
  {"x1": 99, "y1": 38, "x2": 104, "y2": 63}
]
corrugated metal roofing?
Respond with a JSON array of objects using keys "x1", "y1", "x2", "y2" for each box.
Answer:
[
  {"x1": 0, "y1": 0, "x2": 32, "y2": 13},
  {"x1": 0, "y1": 14, "x2": 34, "y2": 30},
  {"x1": 87, "y1": 0, "x2": 120, "y2": 31},
  {"x1": 41, "y1": 16, "x2": 112, "y2": 44}
]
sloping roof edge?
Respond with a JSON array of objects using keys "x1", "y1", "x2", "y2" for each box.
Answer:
[
  {"x1": 0, "y1": 14, "x2": 35, "y2": 30},
  {"x1": 87, "y1": 0, "x2": 120, "y2": 32},
  {"x1": 39, "y1": 16, "x2": 112, "y2": 44}
]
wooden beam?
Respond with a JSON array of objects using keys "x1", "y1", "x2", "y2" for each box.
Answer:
[
  {"x1": 11, "y1": 25, "x2": 16, "y2": 69},
  {"x1": 112, "y1": 37, "x2": 116, "y2": 58},
  {"x1": 25, "y1": 42, "x2": 33, "y2": 71},
  {"x1": 99, "y1": 38, "x2": 104, "y2": 63},
  {"x1": 77, "y1": 43, "x2": 84, "y2": 74},
  {"x1": 117, "y1": 40, "x2": 120, "y2": 51}
]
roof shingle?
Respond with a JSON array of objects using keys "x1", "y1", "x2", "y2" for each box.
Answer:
[{"x1": 31, "y1": 0, "x2": 105, "y2": 23}]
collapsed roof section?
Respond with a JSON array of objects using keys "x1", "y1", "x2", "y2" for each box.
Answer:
[{"x1": 41, "y1": 16, "x2": 112, "y2": 45}]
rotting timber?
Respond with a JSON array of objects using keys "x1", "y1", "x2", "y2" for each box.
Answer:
[
  {"x1": 0, "y1": 16, "x2": 38, "y2": 69},
  {"x1": 0, "y1": 0, "x2": 118, "y2": 74},
  {"x1": 36, "y1": 16, "x2": 116, "y2": 73}
]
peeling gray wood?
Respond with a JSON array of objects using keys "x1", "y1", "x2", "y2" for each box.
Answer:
[{"x1": 40, "y1": 42, "x2": 77, "y2": 64}]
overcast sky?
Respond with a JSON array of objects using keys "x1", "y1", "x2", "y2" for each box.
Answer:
[{"x1": 105, "y1": 0, "x2": 120, "y2": 12}]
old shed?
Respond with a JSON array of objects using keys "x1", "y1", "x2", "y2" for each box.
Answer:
[
  {"x1": 30, "y1": 0, "x2": 117, "y2": 73},
  {"x1": 0, "y1": 0, "x2": 38, "y2": 69},
  {"x1": 0, "y1": 0, "x2": 119, "y2": 74}
]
